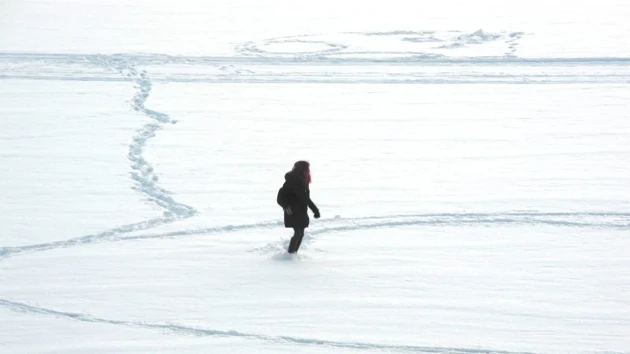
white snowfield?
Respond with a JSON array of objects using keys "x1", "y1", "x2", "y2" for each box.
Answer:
[{"x1": 1, "y1": 0, "x2": 629, "y2": 353}]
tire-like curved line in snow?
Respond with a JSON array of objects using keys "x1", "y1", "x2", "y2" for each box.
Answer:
[
  {"x1": 2, "y1": 211, "x2": 628, "y2": 260},
  {"x1": 0, "y1": 298, "x2": 538, "y2": 354}
]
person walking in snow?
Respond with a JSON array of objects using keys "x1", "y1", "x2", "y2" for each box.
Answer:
[{"x1": 277, "y1": 160, "x2": 320, "y2": 254}]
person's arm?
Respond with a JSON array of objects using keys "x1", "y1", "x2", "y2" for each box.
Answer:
[
  {"x1": 277, "y1": 186, "x2": 288, "y2": 209},
  {"x1": 286, "y1": 177, "x2": 320, "y2": 218},
  {"x1": 308, "y1": 198, "x2": 320, "y2": 218}
]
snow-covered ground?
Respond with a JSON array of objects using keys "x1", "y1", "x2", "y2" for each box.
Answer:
[{"x1": 1, "y1": 0, "x2": 630, "y2": 353}]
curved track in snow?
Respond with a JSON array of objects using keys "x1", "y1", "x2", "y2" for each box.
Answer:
[
  {"x1": 0, "y1": 57, "x2": 196, "y2": 261},
  {"x1": 1, "y1": 298, "x2": 537, "y2": 354},
  {"x1": 2, "y1": 212, "x2": 628, "y2": 260}
]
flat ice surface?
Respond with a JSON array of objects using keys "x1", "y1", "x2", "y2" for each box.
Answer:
[{"x1": 1, "y1": 0, "x2": 629, "y2": 353}]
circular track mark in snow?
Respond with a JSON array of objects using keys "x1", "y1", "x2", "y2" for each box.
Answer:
[{"x1": 236, "y1": 35, "x2": 348, "y2": 57}]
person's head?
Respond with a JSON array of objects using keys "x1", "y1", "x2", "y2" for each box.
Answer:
[{"x1": 292, "y1": 160, "x2": 311, "y2": 184}]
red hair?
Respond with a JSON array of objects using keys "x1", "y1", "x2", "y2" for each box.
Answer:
[{"x1": 293, "y1": 160, "x2": 311, "y2": 185}]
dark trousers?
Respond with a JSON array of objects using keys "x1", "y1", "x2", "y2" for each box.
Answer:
[{"x1": 288, "y1": 227, "x2": 305, "y2": 253}]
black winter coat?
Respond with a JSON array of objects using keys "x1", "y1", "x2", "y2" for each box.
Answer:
[{"x1": 278, "y1": 171, "x2": 319, "y2": 228}]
